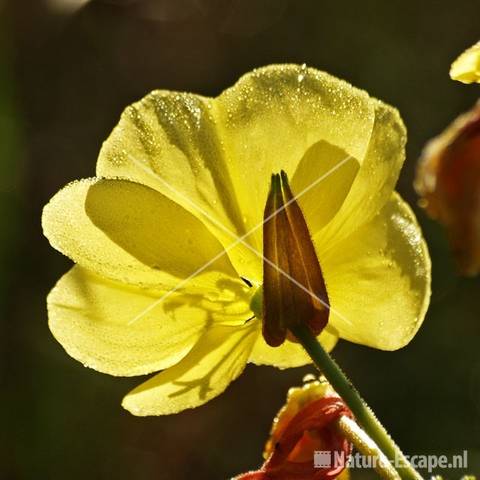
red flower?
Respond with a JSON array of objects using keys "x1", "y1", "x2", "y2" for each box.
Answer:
[
  {"x1": 235, "y1": 381, "x2": 352, "y2": 480},
  {"x1": 415, "y1": 100, "x2": 480, "y2": 276}
]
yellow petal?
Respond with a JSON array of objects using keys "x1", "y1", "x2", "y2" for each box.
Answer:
[
  {"x1": 122, "y1": 322, "x2": 259, "y2": 415},
  {"x1": 42, "y1": 178, "x2": 237, "y2": 290},
  {"x1": 249, "y1": 327, "x2": 338, "y2": 368},
  {"x1": 450, "y1": 41, "x2": 480, "y2": 84},
  {"x1": 214, "y1": 64, "x2": 376, "y2": 267},
  {"x1": 47, "y1": 266, "x2": 235, "y2": 376},
  {"x1": 96, "y1": 65, "x2": 378, "y2": 281},
  {"x1": 314, "y1": 99, "x2": 406, "y2": 252},
  {"x1": 320, "y1": 193, "x2": 431, "y2": 350},
  {"x1": 291, "y1": 141, "x2": 359, "y2": 234},
  {"x1": 95, "y1": 90, "x2": 259, "y2": 281}
]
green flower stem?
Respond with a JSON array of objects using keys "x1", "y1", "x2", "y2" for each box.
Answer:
[{"x1": 290, "y1": 324, "x2": 422, "y2": 480}]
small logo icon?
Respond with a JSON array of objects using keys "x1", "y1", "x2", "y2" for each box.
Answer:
[{"x1": 314, "y1": 451, "x2": 332, "y2": 468}]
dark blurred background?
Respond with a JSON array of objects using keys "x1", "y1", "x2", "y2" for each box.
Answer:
[{"x1": 1, "y1": 0, "x2": 480, "y2": 478}]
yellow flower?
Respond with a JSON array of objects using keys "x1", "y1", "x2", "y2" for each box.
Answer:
[
  {"x1": 43, "y1": 64, "x2": 431, "y2": 416},
  {"x1": 450, "y1": 41, "x2": 480, "y2": 83}
]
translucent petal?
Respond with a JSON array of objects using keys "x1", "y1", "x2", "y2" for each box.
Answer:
[
  {"x1": 314, "y1": 100, "x2": 407, "y2": 253},
  {"x1": 122, "y1": 322, "x2": 259, "y2": 415},
  {"x1": 291, "y1": 141, "x2": 359, "y2": 235},
  {"x1": 42, "y1": 178, "x2": 237, "y2": 290},
  {"x1": 214, "y1": 64, "x2": 376, "y2": 267},
  {"x1": 95, "y1": 90, "x2": 260, "y2": 281},
  {"x1": 320, "y1": 193, "x2": 431, "y2": 350},
  {"x1": 47, "y1": 266, "x2": 251, "y2": 376},
  {"x1": 96, "y1": 65, "x2": 378, "y2": 281},
  {"x1": 450, "y1": 41, "x2": 480, "y2": 84},
  {"x1": 248, "y1": 327, "x2": 338, "y2": 368}
]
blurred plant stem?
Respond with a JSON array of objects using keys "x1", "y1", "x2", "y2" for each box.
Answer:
[
  {"x1": 291, "y1": 324, "x2": 423, "y2": 480},
  {"x1": 337, "y1": 415, "x2": 401, "y2": 479}
]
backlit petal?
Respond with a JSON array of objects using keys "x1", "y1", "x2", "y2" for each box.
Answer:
[
  {"x1": 96, "y1": 65, "x2": 378, "y2": 282},
  {"x1": 291, "y1": 141, "x2": 359, "y2": 235},
  {"x1": 314, "y1": 100, "x2": 406, "y2": 252},
  {"x1": 214, "y1": 65, "x2": 376, "y2": 272},
  {"x1": 47, "y1": 266, "x2": 251, "y2": 376},
  {"x1": 320, "y1": 193, "x2": 431, "y2": 350},
  {"x1": 42, "y1": 178, "x2": 237, "y2": 290},
  {"x1": 249, "y1": 327, "x2": 338, "y2": 368},
  {"x1": 95, "y1": 90, "x2": 259, "y2": 280},
  {"x1": 122, "y1": 322, "x2": 259, "y2": 415},
  {"x1": 450, "y1": 41, "x2": 480, "y2": 84}
]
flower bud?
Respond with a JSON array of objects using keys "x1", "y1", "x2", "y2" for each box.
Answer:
[{"x1": 262, "y1": 172, "x2": 329, "y2": 346}]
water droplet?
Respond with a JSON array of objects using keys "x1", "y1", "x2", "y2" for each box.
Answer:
[{"x1": 297, "y1": 63, "x2": 307, "y2": 83}]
